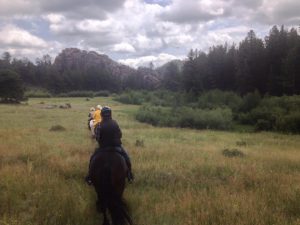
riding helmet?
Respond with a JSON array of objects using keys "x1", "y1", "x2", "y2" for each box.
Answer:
[{"x1": 101, "y1": 106, "x2": 112, "y2": 118}]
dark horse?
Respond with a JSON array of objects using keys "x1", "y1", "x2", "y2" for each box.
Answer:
[{"x1": 90, "y1": 148, "x2": 133, "y2": 225}]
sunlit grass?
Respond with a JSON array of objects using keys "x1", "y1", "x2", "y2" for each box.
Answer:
[{"x1": 1, "y1": 97, "x2": 300, "y2": 224}]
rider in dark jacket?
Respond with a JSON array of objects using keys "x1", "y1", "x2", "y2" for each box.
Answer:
[{"x1": 85, "y1": 106, "x2": 134, "y2": 184}]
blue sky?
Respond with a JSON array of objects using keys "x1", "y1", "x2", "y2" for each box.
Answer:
[{"x1": 0, "y1": 0, "x2": 299, "y2": 68}]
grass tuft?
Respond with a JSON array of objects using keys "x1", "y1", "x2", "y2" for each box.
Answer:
[
  {"x1": 135, "y1": 139, "x2": 145, "y2": 147},
  {"x1": 222, "y1": 148, "x2": 245, "y2": 158},
  {"x1": 49, "y1": 125, "x2": 66, "y2": 131}
]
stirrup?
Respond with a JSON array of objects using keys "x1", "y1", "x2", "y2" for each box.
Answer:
[
  {"x1": 85, "y1": 176, "x2": 93, "y2": 185},
  {"x1": 127, "y1": 172, "x2": 134, "y2": 183}
]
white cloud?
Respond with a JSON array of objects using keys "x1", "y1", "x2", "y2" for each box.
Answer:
[
  {"x1": 133, "y1": 35, "x2": 163, "y2": 51},
  {"x1": 119, "y1": 53, "x2": 185, "y2": 68},
  {"x1": 0, "y1": 0, "x2": 299, "y2": 67},
  {"x1": 44, "y1": 14, "x2": 65, "y2": 24},
  {"x1": 160, "y1": 0, "x2": 229, "y2": 23},
  {"x1": 0, "y1": 0, "x2": 36, "y2": 17},
  {"x1": 257, "y1": 0, "x2": 300, "y2": 24},
  {"x1": 47, "y1": 17, "x2": 120, "y2": 35},
  {"x1": 112, "y1": 42, "x2": 135, "y2": 53},
  {"x1": 0, "y1": 0, "x2": 126, "y2": 19},
  {"x1": 0, "y1": 42, "x2": 63, "y2": 62},
  {"x1": 0, "y1": 25, "x2": 47, "y2": 48}
]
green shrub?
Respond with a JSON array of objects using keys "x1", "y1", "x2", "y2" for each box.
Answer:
[
  {"x1": 94, "y1": 90, "x2": 110, "y2": 97},
  {"x1": 114, "y1": 91, "x2": 147, "y2": 105},
  {"x1": 275, "y1": 112, "x2": 300, "y2": 133},
  {"x1": 136, "y1": 105, "x2": 233, "y2": 130},
  {"x1": 260, "y1": 95, "x2": 300, "y2": 113},
  {"x1": 148, "y1": 90, "x2": 181, "y2": 107},
  {"x1": 177, "y1": 107, "x2": 233, "y2": 130},
  {"x1": 255, "y1": 119, "x2": 273, "y2": 131},
  {"x1": 238, "y1": 95, "x2": 300, "y2": 133},
  {"x1": 198, "y1": 89, "x2": 243, "y2": 112},
  {"x1": 239, "y1": 91, "x2": 261, "y2": 112},
  {"x1": 128, "y1": 90, "x2": 300, "y2": 133},
  {"x1": 250, "y1": 106, "x2": 280, "y2": 125},
  {"x1": 237, "y1": 112, "x2": 252, "y2": 124},
  {"x1": 136, "y1": 106, "x2": 167, "y2": 126},
  {"x1": 25, "y1": 89, "x2": 52, "y2": 98},
  {"x1": 115, "y1": 90, "x2": 186, "y2": 107},
  {"x1": 57, "y1": 91, "x2": 94, "y2": 98}
]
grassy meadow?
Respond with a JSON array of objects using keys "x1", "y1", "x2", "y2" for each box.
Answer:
[{"x1": 1, "y1": 97, "x2": 300, "y2": 225}]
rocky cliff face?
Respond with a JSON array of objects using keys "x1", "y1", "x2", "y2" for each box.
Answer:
[
  {"x1": 137, "y1": 67, "x2": 161, "y2": 89},
  {"x1": 53, "y1": 48, "x2": 166, "y2": 89},
  {"x1": 53, "y1": 48, "x2": 136, "y2": 78}
]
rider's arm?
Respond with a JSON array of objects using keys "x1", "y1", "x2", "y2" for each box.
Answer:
[
  {"x1": 116, "y1": 123, "x2": 122, "y2": 139},
  {"x1": 95, "y1": 123, "x2": 101, "y2": 142}
]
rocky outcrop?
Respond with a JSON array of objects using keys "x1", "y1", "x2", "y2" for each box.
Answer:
[
  {"x1": 53, "y1": 48, "x2": 135, "y2": 79},
  {"x1": 53, "y1": 48, "x2": 165, "y2": 89},
  {"x1": 137, "y1": 67, "x2": 161, "y2": 89}
]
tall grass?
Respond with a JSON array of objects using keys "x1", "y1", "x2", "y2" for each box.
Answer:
[{"x1": 1, "y1": 97, "x2": 300, "y2": 224}]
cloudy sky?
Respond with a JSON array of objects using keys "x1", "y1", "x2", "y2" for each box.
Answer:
[{"x1": 0, "y1": 0, "x2": 299, "y2": 68}]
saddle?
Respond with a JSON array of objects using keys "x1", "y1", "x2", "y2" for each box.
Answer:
[
  {"x1": 92, "y1": 146, "x2": 124, "y2": 161},
  {"x1": 88, "y1": 146, "x2": 133, "y2": 184}
]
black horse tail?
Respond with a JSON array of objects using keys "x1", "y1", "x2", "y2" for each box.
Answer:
[{"x1": 99, "y1": 165, "x2": 133, "y2": 225}]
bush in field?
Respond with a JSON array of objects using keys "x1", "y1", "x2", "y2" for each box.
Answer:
[
  {"x1": 25, "y1": 89, "x2": 52, "y2": 98},
  {"x1": 239, "y1": 95, "x2": 300, "y2": 133},
  {"x1": 275, "y1": 112, "x2": 300, "y2": 133},
  {"x1": 255, "y1": 119, "x2": 273, "y2": 131},
  {"x1": 117, "y1": 90, "x2": 195, "y2": 108},
  {"x1": 94, "y1": 90, "x2": 110, "y2": 97},
  {"x1": 136, "y1": 105, "x2": 233, "y2": 130},
  {"x1": 197, "y1": 89, "x2": 243, "y2": 112},
  {"x1": 260, "y1": 95, "x2": 300, "y2": 113},
  {"x1": 135, "y1": 105, "x2": 166, "y2": 125},
  {"x1": 57, "y1": 91, "x2": 94, "y2": 98},
  {"x1": 122, "y1": 90, "x2": 300, "y2": 133},
  {"x1": 147, "y1": 90, "x2": 180, "y2": 107},
  {"x1": 177, "y1": 107, "x2": 233, "y2": 130},
  {"x1": 239, "y1": 91, "x2": 261, "y2": 112},
  {"x1": 114, "y1": 91, "x2": 147, "y2": 105}
]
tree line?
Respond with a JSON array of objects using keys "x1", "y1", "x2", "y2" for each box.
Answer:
[
  {"x1": 0, "y1": 25, "x2": 300, "y2": 101},
  {"x1": 162, "y1": 25, "x2": 300, "y2": 96}
]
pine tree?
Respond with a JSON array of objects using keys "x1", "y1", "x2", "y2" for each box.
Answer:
[{"x1": 0, "y1": 69, "x2": 24, "y2": 102}]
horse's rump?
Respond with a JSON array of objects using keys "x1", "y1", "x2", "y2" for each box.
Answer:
[
  {"x1": 90, "y1": 148, "x2": 132, "y2": 225},
  {"x1": 91, "y1": 149, "x2": 127, "y2": 195}
]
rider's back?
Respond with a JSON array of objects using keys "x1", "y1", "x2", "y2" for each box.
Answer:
[
  {"x1": 93, "y1": 109, "x2": 101, "y2": 125},
  {"x1": 97, "y1": 119, "x2": 122, "y2": 148}
]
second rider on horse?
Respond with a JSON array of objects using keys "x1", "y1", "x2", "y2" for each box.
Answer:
[{"x1": 85, "y1": 106, "x2": 134, "y2": 185}]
